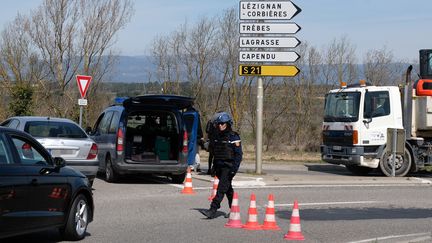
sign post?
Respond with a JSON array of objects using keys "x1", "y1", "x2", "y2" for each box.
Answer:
[
  {"x1": 76, "y1": 75, "x2": 92, "y2": 127},
  {"x1": 239, "y1": 0, "x2": 301, "y2": 174}
]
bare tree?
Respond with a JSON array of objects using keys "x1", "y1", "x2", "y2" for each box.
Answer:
[
  {"x1": 363, "y1": 46, "x2": 404, "y2": 86},
  {"x1": 321, "y1": 36, "x2": 358, "y2": 86},
  {"x1": 0, "y1": 14, "x2": 46, "y2": 117},
  {"x1": 25, "y1": 0, "x2": 133, "y2": 122}
]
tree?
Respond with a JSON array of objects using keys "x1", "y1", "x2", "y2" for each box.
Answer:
[
  {"x1": 26, "y1": 0, "x2": 133, "y2": 124},
  {"x1": 364, "y1": 46, "x2": 404, "y2": 86},
  {"x1": 321, "y1": 36, "x2": 357, "y2": 86}
]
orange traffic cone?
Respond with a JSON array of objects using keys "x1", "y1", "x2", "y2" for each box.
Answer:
[
  {"x1": 242, "y1": 193, "x2": 262, "y2": 230},
  {"x1": 208, "y1": 176, "x2": 219, "y2": 201},
  {"x1": 181, "y1": 167, "x2": 195, "y2": 194},
  {"x1": 225, "y1": 192, "x2": 242, "y2": 228},
  {"x1": 261, "y1": 194, "x2": 281, "y2": 230},
  {"x1": 284, "y1": 200, "x2": 305, "y2": 240}
]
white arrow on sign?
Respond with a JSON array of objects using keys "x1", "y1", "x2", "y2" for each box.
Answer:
[
  {"x1": 239, "y1": 51, "x2": 300, "y2": 62},
  {"x1": 240, "y1": 37, "x2": 300, "y2": 48},
  {"x1": 239, "y1": 23, "x2": 300, "y2": 34},
  {"x1": 239, "y1": 1, "x2": 301, "y2": 20}
]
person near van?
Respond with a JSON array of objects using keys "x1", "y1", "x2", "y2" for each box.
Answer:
[
  {"x1": 204, "y1": 111, "x2": 223, "y2": 175},
  {"x1": 200, "y1": 112, "x2": 242, "y2": 219}
]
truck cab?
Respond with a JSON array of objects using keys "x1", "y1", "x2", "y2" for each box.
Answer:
[
  {"x1": 322, "y1": 49, "x2": 432, "y2": 177},
  {"x1": 321, "y1": 83, "x2": 406, "y2": 175}
]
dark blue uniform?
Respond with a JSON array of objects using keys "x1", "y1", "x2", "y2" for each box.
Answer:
[{"x1": 210, "y1": 130, "x2": 242, "y2": 210}]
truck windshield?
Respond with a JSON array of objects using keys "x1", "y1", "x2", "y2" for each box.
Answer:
[{"x1": 324, "y1": 92, "x2": 361, "y2": 122}]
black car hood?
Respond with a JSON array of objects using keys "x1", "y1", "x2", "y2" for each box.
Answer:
[{"x1": 123, "y1": 95, "x2": 195, "y2": 110}]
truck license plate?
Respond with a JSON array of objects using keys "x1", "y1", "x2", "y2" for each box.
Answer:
[{"x1": 333, "y1": 146, "x2": 342, "y2": 151}]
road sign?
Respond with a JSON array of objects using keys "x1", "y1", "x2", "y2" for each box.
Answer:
[
  {"x1": 78, "y1": 99, "x2": 88, "y2": 106},
  {"x1": 239, "y1": 65, "x2": 299, "y2": 77},
  {"x1": 239, "y1": 1, "x2": 301, "y2": 20},
  {"x1": 240, "y1": 37, "x2": 300, "y2": 48},
  {"x1": 76, "y1": 75, "x2": 92, "y2": 98},
  {"x1": 239, "y1": 23, "x2": 300, "y2": 34},
  {"x1": 239, "y1": 51, "x2": 300, "y2": 62}
]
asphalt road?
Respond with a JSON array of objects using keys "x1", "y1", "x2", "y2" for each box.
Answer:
[{"x1": 5, "y1": 162, "x2": 432, "y2": 243}]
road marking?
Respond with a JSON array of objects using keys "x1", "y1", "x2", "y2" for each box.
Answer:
[
  {"x1": 274, "y1": 201, "x2": 381, "y2": 207},
  {"x1": 411, "y1": 177, "x2": 432, "y2": 184},
  {"x1": 348, "y1": 232, "x2": 431, "y2": 243},
  {"x1": 169, "y1": 183, "x2": 429, "y2": 190}
]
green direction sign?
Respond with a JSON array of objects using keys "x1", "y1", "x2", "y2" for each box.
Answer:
[{"x1": 239, "y1": 65, "x2": 300, "y2": 77}]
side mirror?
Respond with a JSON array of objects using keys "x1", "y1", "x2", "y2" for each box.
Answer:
[
  {"x1": 85, "y1": 126, "x2": 93, "y2": 134},
  {"x1": 53, "y1": 157, "x2": 66, "y2": 168}
]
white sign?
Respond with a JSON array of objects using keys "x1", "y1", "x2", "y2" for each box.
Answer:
[
  {"x1": 239, "y1": 23, "x2": 300, "y2": 34},
  {"x1": 78, "y1": 99, "x2": 88, "y2": 106},
  {"x1": 239, "y1": 1, "x2": 301, "y2": 20},
  {"x1": 240, "y1": 37, "x2": 300, "y2": 48},
  {"x1": 239, "y1": 51, "x2": 300, "y2": 62}
]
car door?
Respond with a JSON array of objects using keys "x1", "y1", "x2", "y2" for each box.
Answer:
[
  {"x1": 0, "y1": 134, "x2": 30, "y2": 235},
  {"x1": 183, "y1": 110, "x2": 201, "y2": 166},
  {"x1": 9, "y1": 133, "x2": 69, "y2": 229},
  {"x1": 91, "y1": 111, "x2": 115, "y2": 170}
]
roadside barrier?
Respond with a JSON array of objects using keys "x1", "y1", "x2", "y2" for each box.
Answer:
[
  {"x1": 261, "y1": 194, "x2": 281, "y2": 230},
  {"x1": 242, "y1": 193, "x2": 262, "y2": 230},
  {"x1": 208, "y1": 176, "x2": 219, "y2": 201},
  {"x1": 224, "y1": 192, "x2": 242, "y2": 228},
  {"x1": 284, "y1": 200, "x2": 305, "y2": 240},
  {"x1": 181, "y1": 167, "x2": 195, "y2": 194}
]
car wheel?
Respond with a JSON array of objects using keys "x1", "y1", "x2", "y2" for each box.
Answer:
[
  {"x1": 380, "y1": 147, "x2": 412, "y2": 177},
  {"x1": 61, "y1": 194, "x2": 89, "y2": 241},
  {"x1": 171, "y1": 172, "x2": 186, "y2": 184},
  {"x1": 345, "y1": 165, "x2": 373, "y2": 176},
  {"x1": 105, "y1": 157, "x2": 118, "y2": 183}
]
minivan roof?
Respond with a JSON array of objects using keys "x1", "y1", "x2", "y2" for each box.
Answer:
[{"x1": 123, "y1": 95, "x2": 195, "y2": 110}]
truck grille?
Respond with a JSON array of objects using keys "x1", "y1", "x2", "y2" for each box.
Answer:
[{"x1": 322, "y1": 130, "x2": 353, "y2": 146}]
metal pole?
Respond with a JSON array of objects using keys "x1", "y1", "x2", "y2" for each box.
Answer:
[
  {"x1": 79, "y1": 106, "x2": 83, "y2": 127},
  {"x1": 391, "y1": 128, "x2": 397, "y2": 177},
  {"x1": 256, "y1": 77, "x2": 263, "y2": 174}
]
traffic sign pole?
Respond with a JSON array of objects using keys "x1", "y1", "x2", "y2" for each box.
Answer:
[
  {"x1": 238, "y1": 0, "x2": 301, "y2": 175},
  {"x1": 76, "y1": 75, "x2": 92, "y2": 127}
]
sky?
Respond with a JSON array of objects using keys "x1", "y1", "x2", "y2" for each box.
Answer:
[{"x1": 0, "y1": 0, "x2": 431, "y2": 62}]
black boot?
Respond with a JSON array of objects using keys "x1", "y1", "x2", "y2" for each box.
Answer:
[{"x1": 200, "y1": 208, "x2": 217, "y2": 219}]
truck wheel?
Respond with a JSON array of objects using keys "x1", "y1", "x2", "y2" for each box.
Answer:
[
  {"x1": 345, "y1": 165, "x2": 372, "y2": 176},
  {"x1": 105, "y1": 157, "x2": 118, "y2": 183},
  {"x1": 379, "y1": 147, "x2": 412, "y2": 177}
]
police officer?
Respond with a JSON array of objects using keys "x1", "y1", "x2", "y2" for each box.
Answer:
[{"x1": 201, "y1": 112, "x2": 242, "y2": 219}]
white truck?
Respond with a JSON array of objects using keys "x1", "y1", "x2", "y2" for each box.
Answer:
[{"x1": 321, "y1": 49, "x2": 432, "y2": 176}]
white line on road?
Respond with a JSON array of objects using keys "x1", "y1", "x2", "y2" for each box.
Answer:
[
  {"x1": 411, "y1": 177, "x2": 432, "y2": 184},
  {"x1": 348, "y1": 232, "x2": 431, "y2": 243},
  {"x1": 169, "y1": 183, "x2": 428, "y2": 190},
  {"x1": 274, "y1": 201, "x2": 381, "y2": 207}
]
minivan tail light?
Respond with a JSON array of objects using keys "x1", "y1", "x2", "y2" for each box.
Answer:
[
  {"x1": 117, "y1": 128, "x2": 124, "y2": 155},
  {"x1": 182, "y1": 131, "x2": 188, "y2": 153},
  {"x1": 87, "y1": 143, "x2": 98, "y2": 160}
]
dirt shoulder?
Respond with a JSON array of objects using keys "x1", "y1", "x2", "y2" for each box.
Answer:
[{"x1": 198, "y1": 150, "x2": 322, "y2": 164}]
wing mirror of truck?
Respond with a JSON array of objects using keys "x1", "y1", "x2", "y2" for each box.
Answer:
[{"x1": 363, "y1": 117, "x2": 372, "y2": 125}]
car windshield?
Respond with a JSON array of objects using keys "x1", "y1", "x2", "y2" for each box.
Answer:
[
  {"x1": 323, "y1": 91, "x2": 361, "y2": 122},
  {"x1": 24, "y1": 121, "x2": 87, "y2": 139}
]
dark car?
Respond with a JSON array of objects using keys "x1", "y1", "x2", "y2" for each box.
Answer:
[
  {"x1": 88, "y1": 95, "x2": 201, "y2": 183},
  {"x1": 0, "y1": 127, "x2": 94, "y2": 240}
]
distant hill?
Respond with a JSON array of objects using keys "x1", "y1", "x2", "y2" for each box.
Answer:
[
  {"x1": 107, "y1": 55, "x2": 411, "y2": 84},
  {"x1": 107, "y1": 55, "x2": 155, "y2": 83}
]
